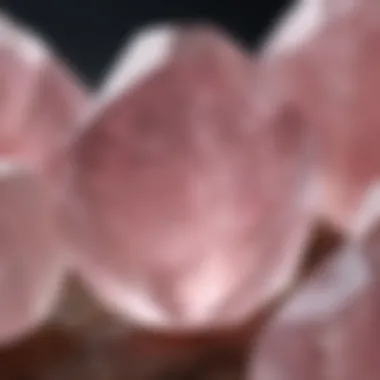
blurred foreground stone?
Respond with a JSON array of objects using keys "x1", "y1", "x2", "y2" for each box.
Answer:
[{"x1": 0, "y1": 13, "x2": 88, "y2": 344}]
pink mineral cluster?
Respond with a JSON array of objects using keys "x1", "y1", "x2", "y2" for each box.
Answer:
[{"x1": 0, "y1": 1, "x2": 380, "y2": 379}]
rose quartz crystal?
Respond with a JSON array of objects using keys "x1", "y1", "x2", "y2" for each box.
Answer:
[
  {"x1": 0, "y1": 13, "x2": 88, "y2": 344},
  {"x1": 262, "y1": 0, "x2": 380, "y2": 235},
  {"x1": 64, "y1": 23, "x2": 316, "y2": 331}
]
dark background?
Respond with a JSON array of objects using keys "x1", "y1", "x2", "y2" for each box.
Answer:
[{"x1": 1, "y1": 0, "x2": 290, "y2": 86}]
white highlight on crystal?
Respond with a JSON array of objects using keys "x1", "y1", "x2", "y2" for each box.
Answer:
[
  {"x1": 0, "y1": 12, "x2": 49, "y2": 66},
  {"x1": 175, "y1": 249, "x2": 237, "y2": 324},
  {"x1": 96, "y1": 24, "x2": 178, "y2": 111},
  {"x1": 0, "y1": 160, "x2": 25, "y2": 178},
  {"x1": 352, "y1": 183, "x2": 380, "y2": 239},
  {"x1": 262, "y1": 0, "x2": 325, "y2": 57},
  {"x1": 278, "y1": 243, "x2": 370, "y2": 323},
  {"x1": 80, "y1": 262, "x2": 171, "y2": 327}
]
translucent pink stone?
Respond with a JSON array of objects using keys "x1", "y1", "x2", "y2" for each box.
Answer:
[
  {"x1": 64, "y1": 24, "x2": 316, "y2": 330},
  {"x1": 263, "y1": 0, "x2": 380, "y2": 234},
  {"x1": 0, "y1": 13, "x2": 88, "y2": 344},
  {"x1": 248, "y1": 191, "x2": 380, "y2": 380}
]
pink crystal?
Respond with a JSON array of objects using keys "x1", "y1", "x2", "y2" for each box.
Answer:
[
  {"x1": 262, "y1": 0, "x2": 380, "y2": 235},
  {"x1": 0, "y1": 13, "x2": 88, "y2": 344},
  {"x1": 63, "y1": 24, "x2": 316, "y2": 330},
  {"x1": 247, "y1": 190, "x2": 380, "y2": 380}
]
